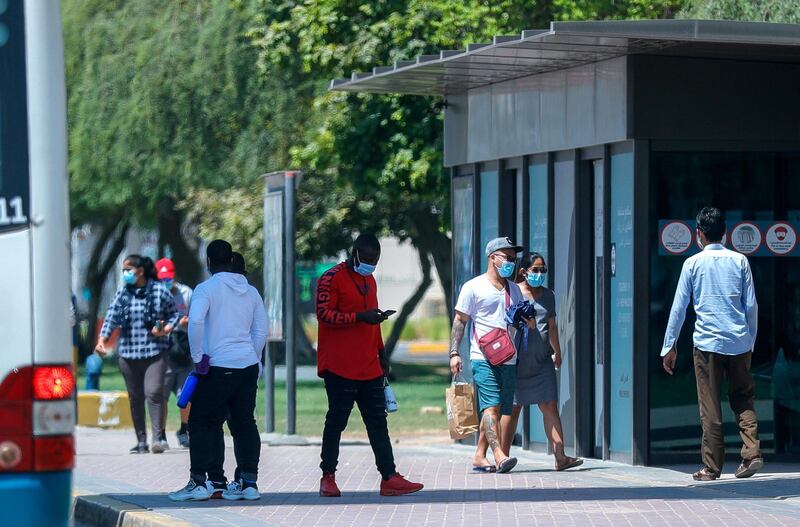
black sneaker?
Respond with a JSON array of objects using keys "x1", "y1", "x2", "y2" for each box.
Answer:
[
  {"x1": 129, "y1": 443, "x2": 149, "y2": 454},
  {"x1": 206, "y1": 480, "x2": 227, "y2": 499}
]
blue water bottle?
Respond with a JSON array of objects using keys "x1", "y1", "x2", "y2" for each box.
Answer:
[{"x1": 177, "y1": 373, "x2": 199, "y2": 408}]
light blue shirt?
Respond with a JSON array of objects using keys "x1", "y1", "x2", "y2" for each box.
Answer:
[{"x1": 661, "y1": 244, "x2": 757, "y2": 357}]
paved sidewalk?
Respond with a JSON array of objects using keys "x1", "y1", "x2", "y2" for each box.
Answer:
[{"x1": 73, "y1": 427, "x2": 800, "y2": 527}]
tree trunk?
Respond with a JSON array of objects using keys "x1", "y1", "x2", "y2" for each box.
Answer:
[
  {"x1": 80, "y1": 217, "x2": 130, "y2": 360},
  {"x1": 383, "y1": 248, "x2": 433, "y2": 359},
  {"x1": 157, "y1": 204, "x2": 203, "y2": 287},
  {"x1": 408, "y1": 212, "x2": 453, "y2": 321}
]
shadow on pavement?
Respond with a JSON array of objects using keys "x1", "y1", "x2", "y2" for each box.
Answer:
[{"x1": 95, "y1": 476, "x2": 800, "y2": 509}]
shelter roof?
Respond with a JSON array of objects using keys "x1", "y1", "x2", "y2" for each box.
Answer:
[{"x1": 329, "y1": 19, "x2": 800, "y2": 96}]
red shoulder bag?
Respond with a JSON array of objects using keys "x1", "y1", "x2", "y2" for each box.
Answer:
[{"x1": 472, "y1": 283, "x2": 516, "y2": 366}]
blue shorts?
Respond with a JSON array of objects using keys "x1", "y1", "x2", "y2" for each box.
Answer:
[{"x1": 470, "y1": 360, "x2": 516, "y2": 416}]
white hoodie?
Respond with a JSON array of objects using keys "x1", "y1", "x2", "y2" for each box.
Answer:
[{"x1": 188, "y1": 272, "x2": 268, "y2": 369}]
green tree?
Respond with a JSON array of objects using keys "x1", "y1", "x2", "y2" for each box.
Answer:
[
  {"x1": 64, "y1": 0, "x2": 283, "y2": 355},
  {"x1": 243, "y1": 0, "x2": 680, "y2": 355},
  {"x1": 680, "y1": 0, "x2": 799, "y2": 22}
]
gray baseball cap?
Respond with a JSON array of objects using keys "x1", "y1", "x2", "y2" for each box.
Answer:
[{"x1": 485, "y1": 236, "x2": 523, "y2": 257}]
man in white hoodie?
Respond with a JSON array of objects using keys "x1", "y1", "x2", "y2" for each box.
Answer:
[{"x1": 169, "y1": 240, "x2": 268, "y2": 502}]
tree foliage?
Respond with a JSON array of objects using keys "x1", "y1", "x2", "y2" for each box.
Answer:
[{"x1": 680, "y1": 0, "x2": 800, "y2": 22}]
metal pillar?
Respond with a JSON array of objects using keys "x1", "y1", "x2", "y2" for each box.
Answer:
[{"x1": 284, "y1": 171, "x2": 297, "y2": 435}]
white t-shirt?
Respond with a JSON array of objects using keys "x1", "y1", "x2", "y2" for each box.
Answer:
[{"x1": 455, "y1": 274, "x2": 523, "y2": 365}]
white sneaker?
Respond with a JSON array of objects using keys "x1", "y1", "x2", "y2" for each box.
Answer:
[
  {"x1": 222, "y1": 479, "x2": 261, "y2": 501},
  {"x1": 151, "y1": 440, "x2": 169, "y2": 454},
  {"x1": 168, "y1": 480, "x2": 210, "y2": 502}
]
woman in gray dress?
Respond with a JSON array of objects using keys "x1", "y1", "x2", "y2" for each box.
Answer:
[{"x1": 503, "y1": 252, "x2": 583, "y2": 471}]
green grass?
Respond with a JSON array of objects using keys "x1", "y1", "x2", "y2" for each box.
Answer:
[{"x1": 77, "y1": 362, "x2": 450, "y2": 437}]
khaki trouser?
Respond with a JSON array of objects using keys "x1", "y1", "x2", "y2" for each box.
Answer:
[{"x1": 693, "y1": 348, "x2": 761, "y2": 474}]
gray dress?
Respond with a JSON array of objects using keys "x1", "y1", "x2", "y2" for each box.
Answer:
[{"x1": 514, "y1": 288, "x2": 558, "y2": 406}]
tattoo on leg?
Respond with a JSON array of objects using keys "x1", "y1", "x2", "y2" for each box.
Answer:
[{"x1": 482, "y1": 413, "x2": 500, "y2": 452}]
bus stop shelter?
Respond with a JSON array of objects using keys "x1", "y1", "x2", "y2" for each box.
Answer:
[{"x1": 330, "y1": 19, "x2": 800, "y2": 465}]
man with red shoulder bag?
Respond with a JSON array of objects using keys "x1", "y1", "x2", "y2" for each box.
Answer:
[{"x1": 449, "y1": 237, "x2": 524, "y2": 474}]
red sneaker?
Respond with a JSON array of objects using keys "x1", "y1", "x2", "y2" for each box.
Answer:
[
  {"x1": 379, "y1": 473, "x2": 423, "y2": 496},
  {"x1": 319, "y1": 473, "x2": 341, "y2": 497}
]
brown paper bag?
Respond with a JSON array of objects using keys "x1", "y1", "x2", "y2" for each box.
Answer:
[{"x1": 446, "y1": 380, "x2": 479, "y2": 440}]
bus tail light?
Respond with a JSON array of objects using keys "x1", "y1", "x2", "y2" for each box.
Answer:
[
  {"x1": 33, "y1": 400, "x2": 75, "y2": 436},
  {"x1": 0, "y1": 365, "x2": 74, "y2": 473},
  {"x1": 33, "y1": 366, "x2": 74, "y2": 400},
  {"x1": 33, "y1": 436, "x2": 74, "y2": 471}
]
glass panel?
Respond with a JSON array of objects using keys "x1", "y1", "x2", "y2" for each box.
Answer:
[
  {"x1": 593, "y1": 159, "x2": 606, "y2": 455},
  {"x1": 0, "y1": 0, "x2": 30, "y2": 232},
  {"x1": 650, "y1": 152, "x2": 800, "y2": 458},
  {"x1": 553, "y1": 155, "x2": 576, "y2": 452},
  {"x1": 528, "y1": 162, "x2": 549, "y2": 271},
  {"x1": 263, "y1": 191, "x2": 284, "y2": 341},
  {"x1": 528, "y1": 160, "x2": 549, "y2": 445},
  {"x1": 453, "y1": 175, "x2": 475, "y2": 360},
  {"x1": 479, "y1": 170, "x2": 499, "y2": 257},
  {"x1": 610, "y1": 150, "x2": 634, "y2": 456}
]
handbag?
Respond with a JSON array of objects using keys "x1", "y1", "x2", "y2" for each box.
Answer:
[{"x1": 473, "y1": 283, "x2": 517, "y2": 366}]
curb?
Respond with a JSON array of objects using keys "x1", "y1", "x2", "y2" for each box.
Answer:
[{"x1": 73, "y1": 493, "x2": 194, "y2": 527}]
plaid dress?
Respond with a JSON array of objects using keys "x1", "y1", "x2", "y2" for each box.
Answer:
[{"x1": 100, "y1": 280, "x2": 180, "y2": 360}]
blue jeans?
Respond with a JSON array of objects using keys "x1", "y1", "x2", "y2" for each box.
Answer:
[{"x1": 471, "y1": 360, "x2": 516, "y2": 415}]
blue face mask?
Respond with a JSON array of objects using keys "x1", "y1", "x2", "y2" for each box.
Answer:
[
  {"x1": 354, "y1": 250, "x2": 377, "y2": 276},
  {"x1": 122, "y1": 269, "x2": 137, "y2": 285},
  {"x1": 162, "y1": 279, "x2": 174, "y2": 290},
  {"x1": 526, "y1": 272, "x2": 546, "y2": 288},
  {"x1": 493, "y1": 256, "x2": 516, "y2": 279}
]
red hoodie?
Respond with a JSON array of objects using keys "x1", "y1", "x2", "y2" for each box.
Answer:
[{"x1": 316, "y1": 262, "x2": 384, "y2": 380}]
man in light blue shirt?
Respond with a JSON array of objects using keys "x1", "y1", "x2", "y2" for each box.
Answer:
[{"x1": 662, "y1": 207, "x2": 762, "y2": 481}]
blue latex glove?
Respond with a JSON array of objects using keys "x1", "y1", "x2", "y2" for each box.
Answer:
[{"x1": 195, "y1": 354, "x2": 211, "y2": 375}]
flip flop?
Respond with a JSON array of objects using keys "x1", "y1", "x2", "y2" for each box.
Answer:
[
  {"x1": 472, "y1": 465, "x2": 497, "y2": 473},
  {"x1": 555, "y1": 457, "x2": 584, "y2": 471},
  {"x1": 497, "y1": 457, "x2": 518, "y2": 474}
]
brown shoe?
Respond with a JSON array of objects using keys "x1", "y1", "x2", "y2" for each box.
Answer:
[
  {"x1": 555, "y1": 457, "x2": 584, "y2": 471},
  {"x1": 692, "y1": 467, "x2": 720, "y2": 481},
  {"x1": 735, "y1": 457, "x2": 763, "y2": 479}
]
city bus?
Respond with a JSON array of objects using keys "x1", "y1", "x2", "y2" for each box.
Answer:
[{"x1": 0, "y1": 1, "x2": 74, "y2": 526}]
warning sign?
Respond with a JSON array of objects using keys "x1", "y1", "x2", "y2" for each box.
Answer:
[
  {"x1": 731, "y1": 222, "x2": 762, "y2": 255},
  {"x1": 658, "y1": 219, "x2": 800, "y2": 257},
  {"x1": 766, "y1": 223, "x2": 797, "y2": 255},
  {"x1": 660, "y1": 221, "x2": 692, "y2": 254}
]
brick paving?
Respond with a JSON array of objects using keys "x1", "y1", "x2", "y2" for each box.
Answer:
[{"x1": 74, "y1": 427, "x2": 800, "y2": 526}]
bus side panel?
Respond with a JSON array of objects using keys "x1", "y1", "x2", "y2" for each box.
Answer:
[
  {"x1": 25, "y1": 0, "x2": 71, "y2": 365},
  {"x1": 0, "y1": 471, "x2": 72, "y2": 526},
  {"x1": 0, "y1": 230, "x2": 33, "y2": 375}
]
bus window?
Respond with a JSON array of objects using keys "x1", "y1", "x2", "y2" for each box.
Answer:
[{"x1": 0, "y1": 0, "x2": 30, "y2": 232}]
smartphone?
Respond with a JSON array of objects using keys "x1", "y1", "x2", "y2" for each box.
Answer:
[
  {"x1": 156, "y1": 320, "x2": 164, "y2": 331},
  {"x1": 380, "y1": 310, "x2": 397, "y2": 318}
]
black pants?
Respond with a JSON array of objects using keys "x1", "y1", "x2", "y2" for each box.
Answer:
[
  {"x1": 189, "y1": 364, "x2": 260, "y2": 483},
  {"x1": 320, "y1": 372, "x2": 396, "y2": 479}
]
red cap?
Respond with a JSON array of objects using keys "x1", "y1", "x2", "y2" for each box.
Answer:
[{"x1": 155, "y1": 258, "x2": 175, "y2": 279}]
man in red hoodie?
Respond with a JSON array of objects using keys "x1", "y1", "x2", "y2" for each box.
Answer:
[{"x1": 316, "y1": 234, "x2": 423, "y2": 497}]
